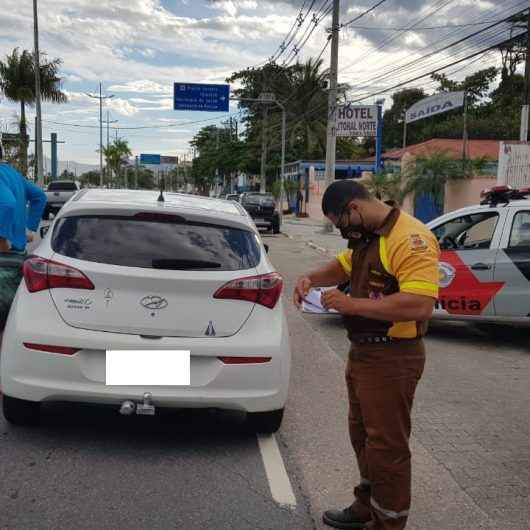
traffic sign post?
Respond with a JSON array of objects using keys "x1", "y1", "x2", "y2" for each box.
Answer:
[{"x1": 173, "y1": 83, "x2": 230, "y2": 112}]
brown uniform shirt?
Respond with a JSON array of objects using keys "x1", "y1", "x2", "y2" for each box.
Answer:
[{"x1": 336, "y1": 207, "x2": 440, "y2": 341}]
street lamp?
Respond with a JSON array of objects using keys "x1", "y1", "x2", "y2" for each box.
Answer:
[
  {"x1": 86, "y1": 83, "x2": 114, "y2": 187},
  {"x1": 33, "y1": 0, "x2": 44, "y2": 186},
  {"x1": 231, "y1": 93, "x2": 287, "y2": 224}
]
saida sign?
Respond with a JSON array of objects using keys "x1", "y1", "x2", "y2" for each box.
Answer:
[
  {"x1": 405, "y1": 91, "x2": 465, "y2": 124},
  {"x1": 336, "y1": 105, "x2": 378, "y2": 138}
]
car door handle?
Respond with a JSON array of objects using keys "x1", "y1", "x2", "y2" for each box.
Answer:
[{"x1": 471, "y1": 263, "x2": 492, "y2": 271}]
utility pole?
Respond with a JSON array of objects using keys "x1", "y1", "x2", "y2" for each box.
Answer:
[
  {"x1": 86, "y1": 83, "x2": 114, "y2": 187},
  {"x1": 33, "y1": 0, "x2": 44, "y2": 187},
  {"x1": 323, "y1": 0, "x2": 340, "y2": 231},
  {"x1": 103, "y1": 111, "x2": 118, "y2": 184},
  {"x1": 520, "y1": 8, "x2": 530, "y2": 142},
  {"x1": 402, "y1": 112, "x2": 407, "y2": 150},
  {"x1": 463, "y1": 91, "x2": 469, "y2": 175},
  {"x1": 260, "y1": 106, "x2": 268, "y2": 193},
  {"x1": 30, "y1": 132, "x2": 65, "y2": 181}
]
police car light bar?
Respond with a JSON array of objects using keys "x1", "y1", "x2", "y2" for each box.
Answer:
[
  {"x1": 480, "y1": 185, "x2": 512, "y2": 198},
  {"x1": 480, "y1": 185, "x2": 529, "y2": 205}
]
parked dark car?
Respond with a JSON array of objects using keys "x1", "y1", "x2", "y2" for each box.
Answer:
[
  {"x1": 240, "y1": 192, "x2": 281, "y2": 234},
  {"x1": 225, "y1": 193, "x2": 240, "y2": 202}
]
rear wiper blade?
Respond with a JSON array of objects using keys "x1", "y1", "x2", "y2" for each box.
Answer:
[{"x1": 152, "y1": 259, "x2": 222, "y2": 270}]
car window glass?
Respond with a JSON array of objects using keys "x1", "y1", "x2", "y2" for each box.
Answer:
[
  {"x1": 52, "y1": 216, "x2": 261, "y2": 271},
  {"x1": 48, "y1": 182, "x2": 77, "y2": 191},
  {"x1": 509, "y1": 211, "x2": 530, "y2": 248},
  {"x1": 432, "y1": 212, "x2": 499, "y2": 250}
]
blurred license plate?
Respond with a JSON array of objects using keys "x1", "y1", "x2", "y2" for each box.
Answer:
[{"x1": 105, "y1": 350, "x2": 190, "y2": 386}]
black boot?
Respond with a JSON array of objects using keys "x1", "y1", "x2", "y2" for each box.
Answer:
[{"x1": 322, "y1": 504, "x2": 371, "y2": 529}]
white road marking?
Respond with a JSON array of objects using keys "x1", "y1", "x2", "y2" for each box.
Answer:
[{"x1": 257, "y1": 434, "x2": 297, "y2": 509}]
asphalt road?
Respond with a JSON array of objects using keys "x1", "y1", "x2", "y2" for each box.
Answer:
[{"x1": 2, "y1": 226, "x2": 529, "y2": 530}]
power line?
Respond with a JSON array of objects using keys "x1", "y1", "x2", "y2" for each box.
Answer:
[
  {"x1": 339, "y1": 0, "x2": 528, "y2": 85},
  {"x1": 340, "y1": 0, "x2": 389, "y2": 29},
  {"x1": 269, "y1": 0, "x2": 309, "y2": 63},
  {"x1": 345, "y1": 20, "x2": 503, "y2": 32},
  {"x1": 43, "y1": 111, "x2": 244, "y2": 131},
  {"x1": 276, "y1": 0, "x2": 318, "y2": 64},
  {"x1": 339, "y1": 0, "x2": 458, "y2": 76},
  {"x1": 345, "y1": 23, "x2": 516, "y2": 96},
  {"x1": 347, "y1": 31, "x2": 526, "y2": 104},
  {"x1": 282, "y1": 1, "x2": 331, "y2": 65}
]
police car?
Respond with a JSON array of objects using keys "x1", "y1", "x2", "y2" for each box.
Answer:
[{"x1": 428, "y1": 185, "x2": 530, "y2": 324}]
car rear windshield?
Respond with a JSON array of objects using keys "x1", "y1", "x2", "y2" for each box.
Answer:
[
  {"x1": 243, "y1": 194, "x2": 275, "y2": 205},
  {"x1": 51, "y1": 215, "x2": 261, "y2": 271},
  {"x1": 48, "y1": 181, "x2": 78, "y2": 191}
]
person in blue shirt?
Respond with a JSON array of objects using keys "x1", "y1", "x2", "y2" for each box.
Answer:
[{"x1": 0, "y1": 143, "x2": 46, "y2": 252}]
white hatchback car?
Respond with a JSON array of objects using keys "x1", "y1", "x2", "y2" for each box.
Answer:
[{"x1": 0, "y1": 189, "x2": 290, "y2": 432}]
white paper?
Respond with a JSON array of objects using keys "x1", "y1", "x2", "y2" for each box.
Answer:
[{"x1": 301, "y1": 288, "x2": 339, "y2": 314}]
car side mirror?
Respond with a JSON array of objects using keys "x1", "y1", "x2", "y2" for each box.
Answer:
[
  {"x1": 264, "y1": 244, "x2": 269, "y2": 254},
  {"x1": 40, "y1": 225, "x2": 50, "y2": 238}
]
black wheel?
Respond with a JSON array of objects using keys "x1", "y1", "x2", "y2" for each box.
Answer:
[
  {"x1": 2, "y1": 395, "x2": 41, "y2": 426},
  {"x1": 272, "y1": 222, "x2": 281, "y2": 235},
  {"x1": 246, "y1": 408, "x2": 284, "y2": 433}
]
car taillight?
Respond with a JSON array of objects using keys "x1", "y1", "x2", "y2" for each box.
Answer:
[
  {"x1": 23, "y1": 257, "x2": 95, "y2": 293},
  {"x1": 213, "y1": 272, "x2": 283, "y2": 309},
  {"x1": 23, "y1": 343, "x2": 80, "y2": 355},
  {"x1": 218, "y1": 356, "x2": 272, "y2": 364}
]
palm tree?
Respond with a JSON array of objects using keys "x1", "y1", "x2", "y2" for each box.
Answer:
[
  {"x1": 403, "y1": 150, "x2": 490, "y2": 210},
  {"x1": 364, "y1": 171, "x2": 408, "y2": 205},
  {"x1": 0, "y1": 48, "x2": 67, "y2": 175},
  {"x1": 287, "y1": 58, "x2": 329, "y2": 159},
  {"x1": 103, "y1": 139, "x2": 132, "y2": 187}
]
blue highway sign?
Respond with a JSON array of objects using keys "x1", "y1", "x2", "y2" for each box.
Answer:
[
  {"x1": 174, "y1": 83, "x2": 230, "y2": 112},
  {"x1": 140, "y1": 154, "x2": 161, "y2": 165}
]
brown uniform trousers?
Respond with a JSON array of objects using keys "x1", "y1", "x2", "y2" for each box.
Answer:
[{"x1": 346, "y1": 339, "x2": 425, "y2": 530}]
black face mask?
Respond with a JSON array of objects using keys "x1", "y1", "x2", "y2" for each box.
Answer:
[{"x1": 337, "y1": 206, "x2": 373, "y2": 242}]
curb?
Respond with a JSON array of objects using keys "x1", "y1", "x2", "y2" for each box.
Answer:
[{"x1": 282, "y1": 231, "x2": 331, "y2": 256}]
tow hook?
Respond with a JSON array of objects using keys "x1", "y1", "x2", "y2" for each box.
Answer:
[
  {"x1": 119, "y1": 392, "x2": 156, "y2": 416},
  {"x1": 136, "y1": 392, "x2": 156, "y2": 416}
]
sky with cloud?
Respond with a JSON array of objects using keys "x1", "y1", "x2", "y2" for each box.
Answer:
[{"x1": 0, "y1": 0, "x2": 523, "y2": 166}]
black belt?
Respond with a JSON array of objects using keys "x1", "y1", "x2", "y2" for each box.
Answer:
[
  {"x1": 351, "y1": 335, "x2": 394, "y2": 345},
  {"x1": 351, "y1": 335, "x2": 422, "y2": 346}
]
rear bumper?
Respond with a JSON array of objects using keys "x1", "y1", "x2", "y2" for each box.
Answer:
[
  {"x1": 1, "y1": 290, "x2": 290, "y2": 413},
  {"x1": 251, "y1": 214, "x2": 279, "y2": 227}
]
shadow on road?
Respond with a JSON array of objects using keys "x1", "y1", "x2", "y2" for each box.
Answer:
[
  {"x1": 428, "y1": 320, "x2": 530, "y2": 352},
  {"x1": 1, "y1": 401, "x2": 257, "y2": 450}
]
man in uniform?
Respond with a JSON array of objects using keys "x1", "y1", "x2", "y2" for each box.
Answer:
[{"x1": 293, "y1": 180, "x2": 440, "y2": 530}]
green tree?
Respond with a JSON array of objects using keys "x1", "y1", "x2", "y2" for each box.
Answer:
[
  {"x1": 383, "y1": 88, "x2": 427, "y2": 149},
  {"x1": 227, "y1": 59, "x2": 337, "y2": 185},
  {"x1": 103, "y1": 139, "x2": 132, "y2": 187},
  {"x1": 364, "y1": 171, "x2": 408, "y2": 205},
  {"x1": 79, "y1": 170, "x2": 101, "y2": 187},
  {"x1": 0, "y1": 48, "x2": 67, "y2": 175},
  {"x1": 404, "y1": 151, "x2": 490, "y2": 205},
  {"x1": 190, "y1": 125, "x2": 244, "y2": 194}
]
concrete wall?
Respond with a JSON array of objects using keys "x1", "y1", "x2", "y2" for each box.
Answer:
[
  {"x1": 303, "y1": 169, "x2": 496, "y2": 221},
  {"x1": 443, "y1": 175, "x2": 497, "y2": 213}
]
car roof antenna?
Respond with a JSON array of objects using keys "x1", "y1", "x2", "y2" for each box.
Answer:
[{"x1": 157, "y1": 176, "x2": 165, "y2": 202}]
